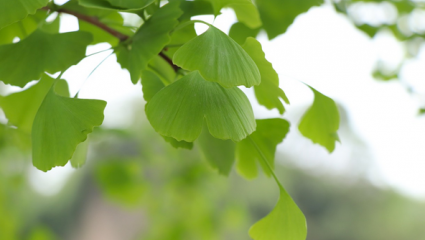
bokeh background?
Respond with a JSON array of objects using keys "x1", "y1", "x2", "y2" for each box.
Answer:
[{"x1": 1, "y1": 0, "x2": 425, "y2": 239}]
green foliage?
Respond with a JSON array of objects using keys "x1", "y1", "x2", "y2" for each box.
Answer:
[{"x1": 0, "y1": 0, "x2": 49, "y2": 29}]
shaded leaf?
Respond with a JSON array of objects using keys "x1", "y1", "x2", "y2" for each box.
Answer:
[
  {"x1": 298, "y1": 86, "x2": 340, "y2": 153},
  {"x1": 147, "y1": 55, "x2": 176, "y2": 84},
  {"x1": 70, "y1": 138, "x2": 90, "y2": 168},
  {"x1": 116, "y1": 2, "x2": 182, "y2": 84},
  {"x1": 203, "y1": 0, "x2": 261, "y2": 28},
  {"x1": 179, "y1": 1, "x2": 214, "y2": 20},
  {"x1": 141, "y1": 69, "x2": 165, "y2": 102},
  {"x1": 0, "y1": 30, "x2": 92, "y2": 87},
  {"x1": 162, "y1": 136, "x2": 193, "y2": 150},
  {"x1": 242, "y1": 37, "x2": 289, "y2": 114},
  {"x1": 236, "y1": 119, "x2": 289, "y2": 179},
  {"x1": 32, "y1": 84, "x2": 106, "y2": 171},
  {"x1": 79, "y1": 0, "x2": 155, "y2": 10},
  {"x1": 229, "y1": 22, "x2": 260, "y2": 45},
  {"x1": 146, "y1": 71, "x2": 255, "y2": 142},
  {"x1": 173, "y1": 26, "x2": 260, "y2": 88},
  {"x1": 0, "y1": 0, "x2": 49, "y2": 29}
]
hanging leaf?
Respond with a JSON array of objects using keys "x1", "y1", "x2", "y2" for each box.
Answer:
[
  {"x1": 162, "y1": 136, "x2": 193, "y2": 150},
  {"x1": 173, "y1": 26, "x2": 260, "y2": 88},
  {"x1": 298, "y1": 86, "x2": 340, "y2": 153},
  {"x1": 79, "y1": 0, "x2": 155, "y2": 10},
  {"x1": 256, "y1": 0, "x2": 323, "y2": 39},
  {"x1": 242, "y1": 37, "x2": 289, "y2": 114},
  {"x1": 0, "y1": 30, "x2": 92, "y2": 87},
  {"x1": 146, "y1": 71, "x2": 256, "y2": 142},
  {"x1": 249, "y1": 186, "x2": 307, "y2": 240},
  {"x1": 229, "y1": 22, "x2": 260, "y2": 45},
  {"x1": 236, "y1": 118, "x2": 289, "y2": 179},
  {"x1": 116, "y1": 1, "x2": 182, "y2": 84},
  {"x1": 197, "y1": 125, "x2": 235, "y2": 175},
  {"x1": 32, "y1": 84, "x2": 106, "y2": 172},
  {"x1": 0, "y1": 0, "x2": 49, "y2": 29}
]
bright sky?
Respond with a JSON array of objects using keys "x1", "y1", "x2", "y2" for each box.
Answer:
[{"x1": 17, "y1": 1, "x2": 425, "y2": 199}]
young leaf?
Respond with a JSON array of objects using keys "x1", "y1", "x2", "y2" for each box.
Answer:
[
  {"x1": 256, "y1": 0, "x2": 323, "y2": 39},
  {"x1": 229, "y1": 22, "x2": 260, "y2": 45},
  {"x1": 236, "y1": 118, "x2": 290, "y2": 179},
  {"x1": 249, "y1": 186, "x2": 307, "y2": 240},
  {"x1": 146, "y1": 71, "x2": 256, "y2": 142},
  {"x1": 116, "y1": 1, "x2": 182, "y2": 84},
  {"x1": 0, "y1": 0, "x2": 49, "y2": 29},
  {"x1": 242, "y1": 37, "x2": 289, "y2": 114},
  {"x1": 197, "y1": 125, "x2": 235, "y2": 175},
  {"x1": 173, "y1": 26, "x2": 260, "y2": 88},
  {"x1": 0, "y1": 30, "x2": 92, "y2": 87},
  {"x1": 32, "y1": 85, "x2": 106, "y2": 172},
  {"x1": 298, "y1": 86, "x2": 340, "y2": 153}
]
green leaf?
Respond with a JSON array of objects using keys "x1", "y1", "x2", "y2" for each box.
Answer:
[
  {"x1": 164, "y1": 22, "x2": 197, "y2": 59},
  {"x1": 249, "y1": 186, "x2": 307, "y2": 240},
  {"x1": 256, "y1": 0, "x2": 323, "y2": 39},
  {"x1": 32, "y1": 84, "x2": 106, "y2": 171},
  {"x1": 236, "y1": 118, "x2": 289, "y2": 179},
  {"x1": 147, "y1": 55, "x2": 176, "y2": 85},
  {"x1": 229, "y1": 22, "x2": 260, "y2": 45},
  {"x1": 179, "y1": 1, "x2": 214, "y2": 20},
  {"x1": 242, "y1": 37, "x2": 289, "y2": 114},
  {"x1": 173, "y1": 26, "x2": 260, "y2": 88},
  {"x1": 202, "y1": 0, "x2": 261, "y2": 28},
  {"x1": 0, "y1": 30, "x2": 92, "y2": 87},
  {"x1": 0, "y1": 74, "x2": 69, "y2": 134},
  {"x1": 141, "y1": 69, "x2": 165, "y2": 102},
  {"x1": 0, "y1": 0, "x2": 49, "y2": 29},
  {"x1": 146, "y1": 71, "x2": 256, "y2": 142},
  {"x1": 298, "y1": 86, "x2": 340, "y2": 153},
  {"x1": 197, "y1": 125, "x2": 235, "y2": 175},
  {"x1": 116, "y1": 2, "x2": 182, "y2": 84},
  {"x1": 162, "y1": 136, "x2": 193, "y2": 150},
  {"x1": 79, "y1": 0, "x2": 155, "y2": 10},
  {"x1": 70, "y1": 138, "x2": 90, "y2": 168}
]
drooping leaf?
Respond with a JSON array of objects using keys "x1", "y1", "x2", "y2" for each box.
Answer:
[
  {"x1": 70, "y1": 138, "x2": 90, "y2": 168},
  {"x1": 116, "y1": 1, "x2": 182, "y2": 84},
  {"x1": 0, "y1": 0, "x2": 49, "y2": 29},
  {"x1": 249, "y1": 186, "x2": 307, "y2": 240},
  {"x1": 242, "y1": 37, "x2": 289, "y2": 114},
  {"x1": 146, "y1": 71, "x2": 256, "y2": 142},
  {"x1": 32, "y1": 84, "x2": 106, "y2": 171},
  {"x1": 298, "y1": 86, "x2": 340, "y2": 153},
  {"x1": 79, "y1": 0, "x2": 155, "y2": 10},
  {"x1": 236, "y1": 118, "x2": 289, "y2": 179},
  {"x1": 256, "y1": 0, "x2": 323, "y2": 39},
  {"x1": 229, "y1": 22, "x2": 260, "y2": 45},
  {"x1": 197, "y1": 125, "x2": 235, "y2": 175},
  {"x1": 173, "y1": 26, "x2": 260, "y2": 88},
  {"x1": 0, "y1": 30, "x2": 92, "y2": 87},
  {"x1": 0, "y1": 74, "x2": 69, "y2": 134}
]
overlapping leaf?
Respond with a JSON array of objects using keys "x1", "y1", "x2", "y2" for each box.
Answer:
[
  {"x1": 202, "y1": 0, "x2": 261, "y2": 28},
  {"x1": 70, "y1": 138, "x2": 90, "y2": 168},
  {"x1": 32, "y1": 84, "x2": 106, "y2": 171},
  {"x1": 0, "y1": 0, "x2": 49, "y2": 29},
  {"x1": 242, "y1": 37, "x2": 289, "y2": 114},
  {"x1": 0, "y1": 30, "x2": 92, "y2": 87},
  {"x1": 298, "y1": 86, "x2": 340, "y2": 152},
  {"x1": 146, "y1": 71, "x2": 256, "y2": 142},
  {"x1": 236, "y1": 119, "x2": 289, "y2": 179},
  {"x1": 229, "y1": 22, "x2": 260, "y2": 45},
  {"x1": 116, "y1": 2, "x2": 182, "y2": 84},
  {"x1": 79, "y1": 0, "x2": 155, "y2": 10},
  {"x1": 173, "y1": 26, "x2": 260, "y2": 88}
]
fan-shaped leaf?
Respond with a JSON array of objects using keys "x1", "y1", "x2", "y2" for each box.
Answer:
[
  {"x1": 146, "y1": 71, "x2": 255, "y2": 142},
  {"x1": 173, "y1": 26, "x2": 260, "y2": 88},
  {"x1": 229, "y1": 22, "x2": 260, "y2": 45},
  {"x1": 32, "y1": 85, "x2": 106, "y2": 171},
  {"x1": 0, "y1": 30, "x2": 92, "y2": 87},
  {"x1": 0, "y1": 0, "x2": 49, "y2": 29}
]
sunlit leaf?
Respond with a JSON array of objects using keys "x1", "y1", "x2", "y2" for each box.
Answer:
[
  {"x1": 229, "y1": 22, "x2": 260, "y2": 45},
  {"x1": 197, "y1": 125, "x2": 235, "y2": 175},
  {"x1": 256, "y1": 0, "x2": 323, "y2": 39},
  {"x1": 298, "y1": 86, "x2": 340, "y2": 153},
  {"x1": 236, "y1": 119, "x2": 289, "y2": 179},
  {"x1": 249, "y1": 186, "x2": 307, "y2": 240},
  {"x1": 146, "y1": 71, "x2": 256, "y2": 142},
  {"x1": 0, "y1": 0, "x2": 49, "y2": 29},
  {"x1": 173, "y1": 26, "x2": 260, "y2": 88},
  {"x1": 32, "y1": 84, "x2": 106, "y2": 171},
  {"x1": 116, "y1": 2, "x2": 182, "y2": 84},
  {"x1": 0, "y1": 30, "x2": 92, "y2": 87},
  {"x1": 242, "y1": 37, "x2": 289, "y2": 114}
]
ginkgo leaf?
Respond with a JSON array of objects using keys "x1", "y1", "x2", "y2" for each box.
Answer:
[
  {"x1": 249, "y1": 186, "x2": 307, "y2": 240},
  {"x1": 147, "y1": 56, "x2": 176, "y2": 85},
  {"x1": 298, "y1": 86, "x2": 340, "y2": 153},
  {"x1": 141, "y1": 69, "x2": 165, "y2": 102},
  {"x1": 256, "y1": 0, "x2": 323, "y2": 40},
  {"x1": 197, "y1": 125, "x2": 235, "y2": 175},
  {"x1": 203, "y1": 0, "x2": 261, "y2": 28},
  {"x1": 229, "y1": 22, "x2": 260, "y2": 45},
  {"x1": 70, "y1": 138, "x2": 90, "y2": 168},
  {"x1": 179, "y1": 1, "x2": 214, "y2": 21},
  {"x1": 146, "y1": 71, "x2": 256, "y2": 142},
  {"x1": 32, "y1": 85, "x2": 106, "y2": 172},
  {"x1": 173, "y1": 26, "x2": 260, "y2": 88},
  {"x1": 162, "y1": 136, "x2": 193, "y2": 150},
  {"x1": 0, "y1": 0, "x2": 49, "y2": 29},
  {"x1": 0, "y1": 74, "x2": 69, "y2": 134},
  {"x1": 0, "y1": 30, "x2": 92, "y2": 87},
  {"x1": 116, "y1": 1, "x2": 182, "y2": 84},
  {"x1": 242, "y1": 37, "x2": 289, "y2": 114},
  {"x1": 236, "y1": 118, "x2": 289, "y2": 179},
  {"x1": 79, "y1": 0, "x2": 155, "y2": 10}
]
